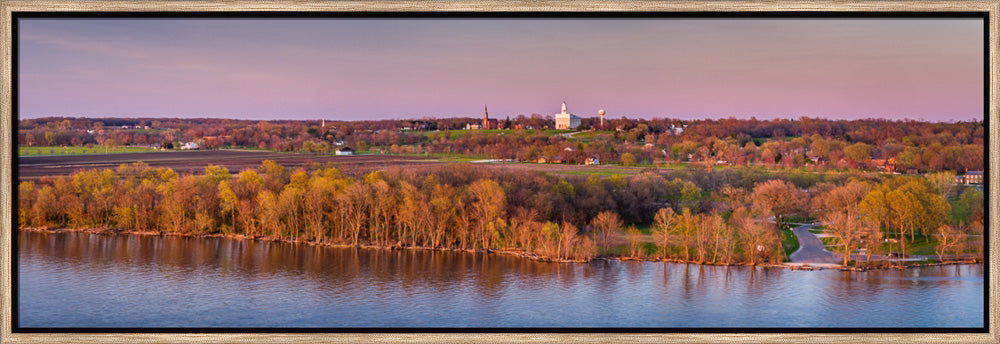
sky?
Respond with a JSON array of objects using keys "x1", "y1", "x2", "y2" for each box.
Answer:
[{"x1": 18, "y1": 18, "x2": 985, "y2": 122}]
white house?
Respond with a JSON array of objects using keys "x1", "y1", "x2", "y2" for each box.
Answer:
[
  {"x1": 180, "y1": 142, "x2": 199, "y2": 150},
  {"x1": 335, "y1": 147, "x2": 354, "y2": 156}
]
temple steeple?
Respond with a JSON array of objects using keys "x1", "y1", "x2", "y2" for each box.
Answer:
[{"x1": 482, "y1": 104, "x2": 489, "y2": 129}]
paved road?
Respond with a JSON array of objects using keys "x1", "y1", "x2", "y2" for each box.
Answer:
[{"x1": 788, "y1": 223, "x2": 840, "y2": 264}]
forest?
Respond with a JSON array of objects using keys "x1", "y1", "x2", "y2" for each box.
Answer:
[
  {"x1": 19, "y1": 116, "x2": 984, "y2": 173},
  {"x1": 18, "y1": 160, "x2": 984, "y2": 266}
]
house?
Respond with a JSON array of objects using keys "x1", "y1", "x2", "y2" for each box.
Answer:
[
  {"x1": 965, "y1": 170, "x2": 983, "y2": 184},
  {"x1": 955, "y1": 175, "x2": 966, "y2": 184},
  {"x1": 585, "y1": 157, "x2": 600, "y2": 165},
  {"x1": 465, "y1": 123, "x2": 482, "y2": 130},
  {"x1": 870, "y1": 158, "x2": 897, "y2": 172},
  {"x1": 336, "y1": 147, "x2": 354, "y2": 156},
  {"x1": 180, "y1": 142, "x2": 199, "y2": 150}
]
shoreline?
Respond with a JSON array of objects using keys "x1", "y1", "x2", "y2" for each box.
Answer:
[{"x1": 18, "y1": 226, "x2": 982, "y2": 272}]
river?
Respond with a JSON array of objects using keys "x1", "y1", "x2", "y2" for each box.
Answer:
[{"x1": 16, "y1": 230, "x2": 984, "y2": 328}]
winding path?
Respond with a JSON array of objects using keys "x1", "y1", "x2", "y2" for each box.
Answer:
[{"x1": 788, "y1": 223, "x2": 840, "y2": 264}]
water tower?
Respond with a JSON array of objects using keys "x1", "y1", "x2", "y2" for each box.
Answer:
[{"x1": 598, "y1": 109, "x2": 605, "y2": 129}]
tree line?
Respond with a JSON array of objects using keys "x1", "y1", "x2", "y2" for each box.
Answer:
[
  {"x1": 19, "y1": 161, "x2": 983, "y2": 265},
  {"x1": 20, "y1": 116, "x2": 983, "y2": 173}
]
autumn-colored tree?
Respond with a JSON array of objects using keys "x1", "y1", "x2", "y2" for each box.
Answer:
[
  {"x1": 429, "y1": 182, "x2": 458, "y2": 248},
  {"x1": 814, "y1": 180, "x2": 871, "y2": 214},
  {"x1": 232, "y1": 169, "x2": 266, "y2": 236},
  {"x1": 652, "y1": 208, "x2": 676, "y2": 259},
  {"x1": 217, "y1": 182, "x2": 237, "y2": 234},
  {"x1": 468, "y1": 179, "x2": 506, "y2": 250},
  {"x1": 823, "y1": 209, "x2": 863, "y2": 265},
  {"x1": 751, "y1": 179, "x2": 807, "y2": 230},
  {"x1": 858, "y1": 189, "x2": 891, "y2": 233},
  {"x1": 673, "y1": 209, "x2": 699, "y2": 261},
  {"x1": 925, "y1": 171, "x2": 956, "y2": 198},
  {"x1": 625, "y1": 225, "x2": 643, "y2": 258},
  {"x1": 558, "y1": 222, "x2": 579, "y2": 260},
  {"x1": 591, "y1": 211, "x2": 623, "y2": 254},
  {"x1": 256, "y1": 190, "x2": 280, "y2": 237},
  {"x1": 844, "y1": 142, "x2": 870, "y2": 164},
  {"x1": 620, "y1": 152, "x2": 636, "y2": 167},
  {"x1": 858, "y1": 217, "x2": 883, "y2": 263},
  {"x1": 732, "y1": 207, "x2": 780, "y2": 265}
]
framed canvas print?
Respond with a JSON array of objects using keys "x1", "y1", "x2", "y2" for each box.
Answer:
[{"x1": 1, "y1": 1, "x2": 997, "y2": 343}]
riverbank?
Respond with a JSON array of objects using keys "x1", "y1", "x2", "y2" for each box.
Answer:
[{"x1": 18, "y1": 226, "x2": 982, "y2": 271}]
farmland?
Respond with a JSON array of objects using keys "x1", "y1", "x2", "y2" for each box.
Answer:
[
  {"x1": 17, "y1": 150, "x2": 444, "y2": 181},
  {"x1": 17, "y1": 148, "x2": 684, "y2": 182},
  {"x1": 19, "y1": 145, "x2": 157, "y2": 156}
]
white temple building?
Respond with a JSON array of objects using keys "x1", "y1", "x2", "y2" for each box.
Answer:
[{"x1": 554, "y1": 101, "x2": 581, "y2": 130}]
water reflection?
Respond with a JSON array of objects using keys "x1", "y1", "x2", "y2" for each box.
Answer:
[{"x1": 18, "y1": 231, "x2": 984, "y2": 328}]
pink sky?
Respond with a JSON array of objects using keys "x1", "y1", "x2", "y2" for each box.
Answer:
[{"x1": 18, "y1": 18, "x2": 985, "y2": 121}]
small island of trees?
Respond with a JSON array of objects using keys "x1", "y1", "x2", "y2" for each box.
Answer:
[{"x1": 18, "y1": 159, "x2": 984, "y2": 268}]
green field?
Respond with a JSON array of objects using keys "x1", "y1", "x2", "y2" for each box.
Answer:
[
  {"x1": 19, "y1": 146, "x2": 158, "y2": 156},
  {"x1": 425, "y1": 129, "x2": 573, "y2": 141},
  {"x1": 567, "y1": 130, "x2": 616, "y2": 141},
  {"x1": 781, "y1": 228, "x2": 800, "y2": 260}
]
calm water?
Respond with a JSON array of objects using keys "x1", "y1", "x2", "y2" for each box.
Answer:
[{"x1": 17, "y1": 231, "x2": 984, "y2": 328}]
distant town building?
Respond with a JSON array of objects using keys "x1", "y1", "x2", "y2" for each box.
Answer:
[
  {"x1": 554, "y1": 101, "x2": 581, "y2": 130},
  {"x1": 180, "y1": 142, "x2": 199, "y2": 150},
  {"x1": 870, "y1": 158, "x2": 897, "y2": 172},
  {"x1": 585, "y1": 157, "x2": 600, "y2": 165},
  {"x1": 964, "y1": 170, "x2": 983, "y2": 184},
  {"x1": 482, "y1": 105, "x2": 493, "y2": 129},
  {"x1": 668, "y1": 124, "x2": 687, "y2": 135},
  {"x1": 335, "y1": 147, "x2": 354, "y2": 156},
  {"x1": 468, "y1": 105, "x2": 501, "y2": 130}
]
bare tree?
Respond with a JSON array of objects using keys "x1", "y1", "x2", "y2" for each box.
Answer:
[
  {"x1": 935, "y1": 224, "x2": 964, "y2": 262},
  {"x1": 652, "y1": 208, "x2": 676, "y2": 259},
  {"x1": 591, "y1": 211, "x2": 623, "y2": 254},
  {"x1": 823, "y1": 209, "x2": 864, "y2": 265}
]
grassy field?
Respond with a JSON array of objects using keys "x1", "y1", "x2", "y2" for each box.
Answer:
[
  {"x1": 19, "y1": 145, "x2": 158, "y2": 156},
  {"x1": 781, "y1": 228, "x2": 800, "y2": 260},
  {"x1": 378, "y1": 151, "x2": 493, "y2": 162},
  {"x1": 547, "y1": 169, "x2": 640, "y2": 176},
  {"x1": 425, "y1": 129, "x2": 573, "y2": 141},
  {"x1": 567, "y1": 130, "x2": 616, "y2": 141},
  {"x1": 820, "y1": 232, "x2": 943, "y2": 256}
]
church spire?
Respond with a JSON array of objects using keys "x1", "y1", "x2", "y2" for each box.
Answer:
[
  {"x1": 561, "y1": 100, "x2": 567, "y2": 114},
  {"x1": 482, "y1": 104, "x2": 489, "y2": 129}
]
